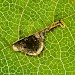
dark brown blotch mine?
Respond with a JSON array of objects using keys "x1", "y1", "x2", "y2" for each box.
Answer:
[{"x1": 13, "y1": 34, "x2": 44, "y2": 56}]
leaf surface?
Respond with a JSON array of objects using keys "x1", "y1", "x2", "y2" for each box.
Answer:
[{"x1": 0, "y1": 0, "x2": 75, "y2": 75}]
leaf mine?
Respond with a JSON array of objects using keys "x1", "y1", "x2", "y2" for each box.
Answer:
[{"x1": 13, "y1": 20, "x2": 66, "y2": 56}]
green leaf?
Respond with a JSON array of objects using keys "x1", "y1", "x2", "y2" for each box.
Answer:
[{"x1": 0, "y1": 0, "x2": 75, "y2": 75}]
